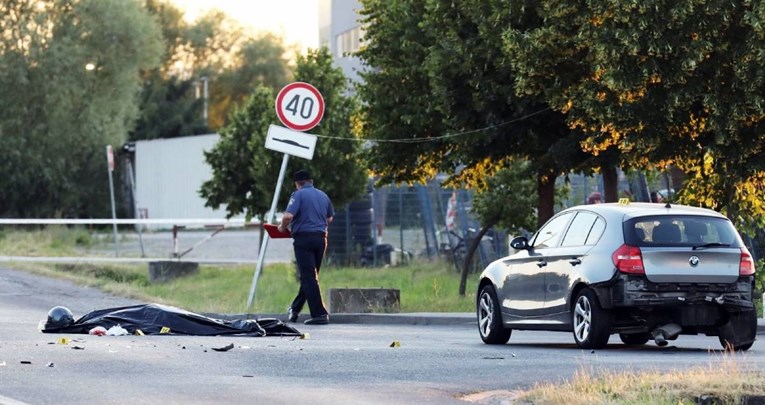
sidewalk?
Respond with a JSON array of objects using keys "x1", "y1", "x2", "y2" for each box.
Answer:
[{"x1": 242, "y1": 312, "x2": 765, "y2": 334}]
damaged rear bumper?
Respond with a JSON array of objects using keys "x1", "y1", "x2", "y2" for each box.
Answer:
[{"x1": 604, "y1": 274, "x2": 755, "y2": 310}]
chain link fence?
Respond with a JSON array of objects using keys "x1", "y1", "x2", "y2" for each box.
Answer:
[{"x1": 325, "y1": 181, "x2": 509, "y2": 271}]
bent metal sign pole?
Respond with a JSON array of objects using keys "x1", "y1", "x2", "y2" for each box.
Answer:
[{"x1": 247, "y1": 82, "x2": 324, "y2": 309}]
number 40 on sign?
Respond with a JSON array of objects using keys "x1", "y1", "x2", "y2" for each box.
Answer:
[{"x1": 275, "y1": 82, "x2": 325, "y2": 132}]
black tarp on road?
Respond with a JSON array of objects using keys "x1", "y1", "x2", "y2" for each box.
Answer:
[{"x1": 41, "y1": 303, "x2": 301, "y2": 337}]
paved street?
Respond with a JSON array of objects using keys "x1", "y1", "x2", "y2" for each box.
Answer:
[{"x1": 1, "y1": 267, "x2": 764, "y2": 405}]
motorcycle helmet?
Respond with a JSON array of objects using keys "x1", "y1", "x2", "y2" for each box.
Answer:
[{"x1": 45, "y1": 306, "x2": 74, "y2": 330}]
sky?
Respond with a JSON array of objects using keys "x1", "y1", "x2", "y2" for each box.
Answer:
[{"x1": 170, "y1": 0, "x2": 319, "y2": 53}]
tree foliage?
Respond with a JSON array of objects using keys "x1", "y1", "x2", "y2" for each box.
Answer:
[
  {"x1": 508, "y1": 0, "x2": 765, "y2": 232},
  {"x1": 133, "y1": 2, "x2": 292, "y2": 140},
  {"x1": 0, "y1": 0, "x2": 162, "y2": 217},
  {"x1": 200, "y1": 47, "x2": 367, "y2": 221},
  {"x1": 356, "y1": 0, "x2": 450, "y2": 183},
  {"x1": 458, "y1": 160, "x2": 540, "y2": 295},
  {"x1": 357, "y1": 0, "x2": 604, "y2": 226},
  {"x1": 132, "y1": 0, "x2": 207, "y2": 140},
  {"x1": 471, "y1": 161, "x2": 539, "y2": 236}
]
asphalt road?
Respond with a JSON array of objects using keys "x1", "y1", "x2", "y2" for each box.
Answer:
[{"x1": 2, "y1": 267, "x2": 764, "y2": 405}]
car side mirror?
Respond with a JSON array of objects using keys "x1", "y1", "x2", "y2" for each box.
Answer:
[{"x1": 510, "y1": 236, "x2": 529, "y2": 250}]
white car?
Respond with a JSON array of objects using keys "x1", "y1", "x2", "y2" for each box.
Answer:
[{"x1": 476, "y1": 202, "x2": 758, "y2": 350}]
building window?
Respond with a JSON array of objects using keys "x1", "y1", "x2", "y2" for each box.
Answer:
[{"x1": 336, "y1": 26, "x2": 366, "y2": 57}]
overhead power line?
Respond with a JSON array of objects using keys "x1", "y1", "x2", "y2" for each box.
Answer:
[{"x1": 315, "y1": 107, "x2": 552, "y2": 143}]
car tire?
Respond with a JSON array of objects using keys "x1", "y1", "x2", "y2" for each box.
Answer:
[
  {"x1": 619, "y1": 333, "x2": 650, "y2": 345},
  {"x1": 719, "y1": 310, "x2": 757, "y2": 351},
  {"x1": 477, "y1": 285, "x2": 511, "y2": 345},
  {"x1": 572, "y1": 288, "x2": 612, "y2": 349}
]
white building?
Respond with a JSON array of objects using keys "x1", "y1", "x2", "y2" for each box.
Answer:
[
  {"x1": 134, "y1": 134, "x2": 244, "y2": 225},
  {"x1": 319, "y1": 0, "x2": 365, "y2": 84}
]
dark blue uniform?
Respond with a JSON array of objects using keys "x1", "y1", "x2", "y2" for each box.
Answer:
[{"x1": 286, "y1": 183, "x2": 334, "y2": 320}]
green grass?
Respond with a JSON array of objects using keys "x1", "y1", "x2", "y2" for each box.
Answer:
[
  {"x1": 0, "y1": 227, "x2": 478, "y2": 314},
  {"x1": 507, "y1": 356, "x2": 765, "y2": 405},
  {"x1": 135, "y1": 261, "x2": 478, "y2": 314}
]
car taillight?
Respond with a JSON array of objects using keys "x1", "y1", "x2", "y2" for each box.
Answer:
[
  {"x1": 739, "y1": 249, "x2": 755, "y2": 276},
  {"x1": 612, "y1": 244, "x2": 644, "y2": 275}
]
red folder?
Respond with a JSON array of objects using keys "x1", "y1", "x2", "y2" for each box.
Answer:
[{"x1": 264, "y1": 223, "x2": 291, "y2": 239}]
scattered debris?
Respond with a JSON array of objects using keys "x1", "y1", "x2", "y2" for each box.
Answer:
[
  {"x1": 46, "y1": 362, "x2": 54, "y2": 368},
  {"x1": 300, "y1": 333, "x2": 310, "y2": 340},
  {"x1": 389, "y1": 341, "x2": 400, "y2": 348},
  {"x1": 483, "y1": 357, "x2": 504, "y2": 360},
  {"x1": 160, "y1": 326, "x2": 171, "y2": 334},
  {"x1": 134, "y1": 329, "x2": 144, "y2": 336},
  {"x1": 106, "y1": 325, "x2": 129, "y2": 336},
  {"x1": 0, "y1": 361, "x2": 6, "y2": 367},
  {"x1": 72, "y1": 346, "x2": 85, "y2": 350},
  {"x1": 20, "y1": 361, "x2": 31, "y2": 364},
  {"x1": 57, "y1": 337, "x2": 69, "y2": 345},
  {"x1": 89, "y1": 326, "x2": 107, "y2": 336},
  {"x1": 212, "y1": 343, "x2": 235, "y2": 352},
  {"x1": 242, "y1": 375, "x2": 254, "y2": 378}
]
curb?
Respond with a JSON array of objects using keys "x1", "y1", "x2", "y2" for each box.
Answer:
[{"x1": 219, "y1": 312, "x2": 765, "y2": 335}]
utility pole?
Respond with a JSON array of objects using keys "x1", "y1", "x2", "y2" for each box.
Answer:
[{"x1": 195, "y1": 76, "x2": 209, "y2": 126}]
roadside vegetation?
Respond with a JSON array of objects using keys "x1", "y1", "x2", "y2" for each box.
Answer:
[
  {"x1": 509, "y1": 357, "x2": 765, "y2": 405},
  {"x1": 0, "y1": 227, "x2": 477, "y2": 314}
]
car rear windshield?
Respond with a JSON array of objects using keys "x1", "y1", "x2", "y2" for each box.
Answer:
[{"x1": 623, "y1": 215, "x2": 743, "y2": 248}]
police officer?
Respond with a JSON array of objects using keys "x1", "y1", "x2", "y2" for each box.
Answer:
[{"x1": 278, "y1": 169, "x2": 334, "y2": 325}]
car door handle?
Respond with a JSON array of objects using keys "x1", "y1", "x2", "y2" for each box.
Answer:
[
  {"x1": 569, "y1": 258, "x2": 582, "y2": 266},
  {"x1": 536, "y1": 260, "x2": 547, "y2": 268}
]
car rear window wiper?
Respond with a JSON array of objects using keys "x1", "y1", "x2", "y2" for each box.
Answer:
[{"x1": 692, "y1": 242, "x2": 731, "y2": 250}]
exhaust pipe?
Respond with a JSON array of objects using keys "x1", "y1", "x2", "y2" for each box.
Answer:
[{"x1": 652, "y1": 323, "x2": 682, "y2": 346}]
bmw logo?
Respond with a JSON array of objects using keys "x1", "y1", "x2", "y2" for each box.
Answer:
[{"x1": 689, "y1": 256, "x2": 700, "y2": 267}]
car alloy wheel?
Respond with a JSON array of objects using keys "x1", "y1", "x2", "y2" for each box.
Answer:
[
  {"x1": 477, "y1": 285, "x2": 511, "y2": 344},
  {"x1": 573, "y1": 294, "x2": 592, "y2": 343},
  {"x1": 572, "y1": 288, "x2": 611, "y2": 349}
]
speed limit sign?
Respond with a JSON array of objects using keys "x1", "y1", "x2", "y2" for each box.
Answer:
[{"x1": 275, "y1": 82, "x2": 325, "y2": 132}]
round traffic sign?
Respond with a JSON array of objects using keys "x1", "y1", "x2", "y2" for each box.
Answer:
[{"x1": 275, "y1": 82, "x2": 325, "y2": 132}]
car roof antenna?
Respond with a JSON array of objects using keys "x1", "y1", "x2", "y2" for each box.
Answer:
[{"x1": 664, "y1": 201, "x2": 671, "y2": 208}]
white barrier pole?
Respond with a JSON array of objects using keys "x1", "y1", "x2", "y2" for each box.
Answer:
[{"x1": 247, "y1": 153, "x2": 290, "y2": 309}]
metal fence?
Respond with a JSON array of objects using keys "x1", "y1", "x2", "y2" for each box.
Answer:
[{"x1": 325, "y1": 181, "x2": 509, "y2": 271}]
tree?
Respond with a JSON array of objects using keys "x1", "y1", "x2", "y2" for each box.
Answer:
[
  {"x1": 0, "y1": 0, "x2": 163, "y2": 217},
  {"x1": 133, "y1": 3, "x2": 292, "y2": 140},
  {"x1": 132, "y1": 0, "x2": 207, "y2": 140},
  {"x1": 357, "y1": 0, "x2": 604, "y2": 227},
  {"x1": 200, "y1": 47, "x2": 367, "y2": 221},
  {"x1": 458, "y1": 160, "x2": 539, "y2": 295},
  {"x1": 356, "y1": 0, "x2": 450, "y2": 183},
  {"x1": 508, "y1": 0, "x2": 765, "y2": 232},
  {"x1": 210, "y1": 33, "x2": 292, "y2": 129}
]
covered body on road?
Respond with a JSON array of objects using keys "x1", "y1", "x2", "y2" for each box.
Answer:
[{"x1": 41, "y1": 303, "x2": 301, "y2": 337}]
